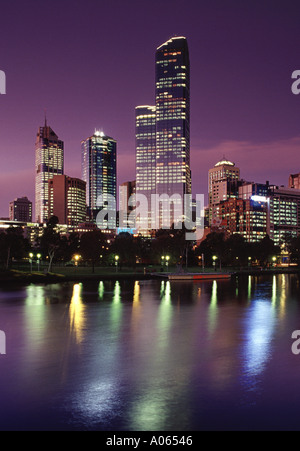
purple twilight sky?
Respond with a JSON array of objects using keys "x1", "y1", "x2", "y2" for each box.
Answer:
[{"x1": 0, "y1": 0, "x2": 300, "y2": 218}]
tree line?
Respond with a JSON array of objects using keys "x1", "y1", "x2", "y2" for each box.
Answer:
[{"x1": 0, "y1": 217, "x2": 299, "y2": 272}]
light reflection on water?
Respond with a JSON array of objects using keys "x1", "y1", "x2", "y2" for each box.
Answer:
[{"x1": 1, "y1": 274, "x2": 300, "y2": 430}]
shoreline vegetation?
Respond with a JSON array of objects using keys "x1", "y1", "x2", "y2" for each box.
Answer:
[{"x1": 0, "y1": 265, "x2": 299, "y2": 286}]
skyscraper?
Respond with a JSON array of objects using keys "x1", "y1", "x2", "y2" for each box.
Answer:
[
  {"x1": 81, "y1": 131, "x2": 117, "y2": 223},
  {"x1": 208, "y1": 158, "x2": 240, "y2": 226},
  {"x1": 135, "y1": 36, "x2": 191, "y2": 232},
  {"x1": 35, "y1": 120, "x2": 64, "y2": 223},
  {"x1": 155, "y1": 37, "x2": 191, "y2": 204},
  {"x1": 9, "y1": 197, "x2": 32, "y2": 222},
  {"x1": 48, "y1": 175, "x2": 86, "y2": 226},
  {"x1": 135, "y1": 105, "x2": 156, "y2": 229}
]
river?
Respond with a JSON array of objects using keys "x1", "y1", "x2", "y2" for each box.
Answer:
[{"x1": 0, "y1": 274, "x2": 300, "y2": 431}]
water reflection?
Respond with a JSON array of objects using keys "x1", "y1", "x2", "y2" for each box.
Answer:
[
  {"x1": 1, "y1": 275, "x2": 300, "y2": 431},
  {"x1": 242, "y1": 300, "x2": 276, "y2": 380},
  {"x1": 209, "y1": 280, "x2": 218, "y2": 334},
  {"x1": 69, "y1": 283, "x2": 85, "y2": 345}
]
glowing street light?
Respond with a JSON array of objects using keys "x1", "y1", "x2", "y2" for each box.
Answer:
[
  {"x1": 166, "y1": 255, "x2": 170, "y2": 271},
  {"x1": 29, "y1": 252, "x2": 33, "y2": 272},
  {"x1": 37, "y1": 253, "x2": 41, "y2": 271},
  {"x1": 115, "y1": 255, "x2": 119, "y2": 272},
  {"x1": 74, "y1": 254, "x2": 81, "y2": 267},
  {"x1": 212, "y1": 255, "x2": 217, "y2": 271}
]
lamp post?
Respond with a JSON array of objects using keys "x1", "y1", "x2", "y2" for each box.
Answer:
[
  {"x1": 74, "y1": 254, "x2": 80, "y2": 267},
  {"x1": 29, "y1": 252, "x2": 33, "y2": 273},
  {"x1": 248, "y1": 256, "x2": 252, "y2": 268},
  {"x1": 37, "y1": 253, "x2": 41, "y2": 272},
  {"x1": 212, "y1": 255, "x2": 217, "y2": 272},
  {"x1": 272, "y1": 256, "x2": 277, "y2": 267},
  {"x1": 115, "y1": 255, "x2": 119, "y2": 272},
  {"x1": 166, "y1": 255, "x2": 170, "y2": 272}
]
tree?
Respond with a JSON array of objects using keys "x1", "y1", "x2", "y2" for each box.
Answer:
[
  {"x1": 109, "y1": 232, "x2": 137, "y2": 268},
  {"x1": 253, "y1": 235, "x2": 280, "y2": 267},
  {"x1": 39, "y1": 216, "x2": 61, "y2": 273},
  {"x1": 197, "y1": 232, "x2": 226, "y2": 267},
  {"x1": 0, "y1": 227, "x2": 29, "y2": 269},
  {"x1": 79, "y1": 230, "x2": 107, "y2": 272}
]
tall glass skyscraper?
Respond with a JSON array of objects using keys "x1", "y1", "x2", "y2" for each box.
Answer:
[
  {"x1": 81, "y1": 131, "x2": 117, "y2": 222},
  {"x1": 135, "y1": 105, "x2": 156, "y2": 229},
  {"x1": 155, "y1": 36, "x2": 191, "y2": 200},
  {"x1": 135, "y1": 36, "x2": 191, "y2": 232},
  {"x1": 35, "y1": 121, "x2": 64, "y2": 223}
]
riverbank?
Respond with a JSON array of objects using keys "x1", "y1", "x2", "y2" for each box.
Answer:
[{"x1": 0, "y1": 266, "x2": 299, "y2": 286}]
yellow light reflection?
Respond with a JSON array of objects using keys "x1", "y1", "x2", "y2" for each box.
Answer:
[
  {"x1": 209, "y1": 280, "x2": 218, "y2": 334},
  {"x1": 279, "y1": 274, "x2": 286, "y2": 318},
  {"x1": 133, "y1": 281, "x2": 140, "y2": 305},
  {"x1": 69, "y1": 283, "x2": 85, "y2": 345}
]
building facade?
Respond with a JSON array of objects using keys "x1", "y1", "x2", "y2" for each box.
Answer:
[
  {"x1": 81, "y1": 131, "x2": 117, "y2": 223},
  {"x1": 289, "y1": 173, "x2": 300, "y2": 190},
  {"x1": 208, "y1": 159, "x2": 240, "y2": 226},
  {"x1": 48, "y1": 175, "x2": 86, "y2": 226},
  {"x1": 155, "y1": 36, "x2": 191, "y2": 227},
  {"x1": 9, "y1": 197, "x2": 32, "y2": 222},
  {"x1": 35, "y1": 121, "x2": 64, "y2": 223},
  {"x1": 135, "y1": 105, "x2": 156, "y2": 230},
  {"x1": 268, "y1": 186, "x2": 300, "y2": 245}
]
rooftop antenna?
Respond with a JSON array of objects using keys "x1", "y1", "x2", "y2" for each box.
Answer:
[{"x1": 44, "y1": 109, "x2": 47, "y2": 128}]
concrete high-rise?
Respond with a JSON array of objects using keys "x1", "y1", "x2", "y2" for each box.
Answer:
[
  {"x1": 208, "y1": 158, "x2": 240, "y2": 226},
  {"x1": 35, "y1": 120, "x2": 64, "y2": 223},
  {"x1": 48, "y1": 175, "x2": 86, "y2": 226},
  {"x1": 81, "y1": 131, "x2": 116, "y2": 222},
  {"x1": 9, "y1": 197, "x2": 32, "y2": 222}
]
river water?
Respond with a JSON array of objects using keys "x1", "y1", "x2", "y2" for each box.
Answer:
[{"x1": 0, "y1": 274, "x2": 300, "y2": 431}]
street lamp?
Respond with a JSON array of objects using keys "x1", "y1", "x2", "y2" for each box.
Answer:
[
  {"x1": 37, "y1": 253, "x2": 41, "y2": 272},
  {"x1": 212, "y1": 255, "x2": 217, "y2": 271},
  {"x1": 74, "y1": 254, "x2": 80, "y2": 267},
  {"x1": 115, "y1": 255, "x2": 119, "y2": 272},
  {"x1": 166, "y1": 255, "x2": 170, "y2": 271},
  {"x1": 272, "y1": 256, "x2": 277, "y2": 267},
  {"x1": 29, "y1": 252, "x2": 33, "y2": 273}
]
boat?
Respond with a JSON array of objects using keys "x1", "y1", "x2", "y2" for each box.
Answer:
[{"x1": 168, "y1": 273, "x2": 232, "y2": 281}]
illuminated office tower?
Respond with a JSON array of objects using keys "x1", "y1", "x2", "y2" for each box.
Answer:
[
  {"x1": 81, "y1": 131, "x2": 117, "y2": 222},
  {"x1": 35, "y1": 120, "x2": 64, "y2": 223},
  {"x1": 208, "y1": 158, "x2": 240, "y2": 226},
  {"x1": 268, "y1": 185, "x2": 300, "y2": 245},
  {"x1": 155, "y1": 36, "x2": 191, "y2": 227},
  {"x1": 9, "y1": 197, "x2": 32, "y2": 222},
  {"x1": 48, "y1": 175, "x2": 86, "y2": 226},
  {"x1": 135, "y1": 106, "x2": 156, "y2": 230}
]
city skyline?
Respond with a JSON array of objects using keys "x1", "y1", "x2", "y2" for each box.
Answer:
[{"x1": 0, "y1": 0, "x2": 300, "y2": 218}]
